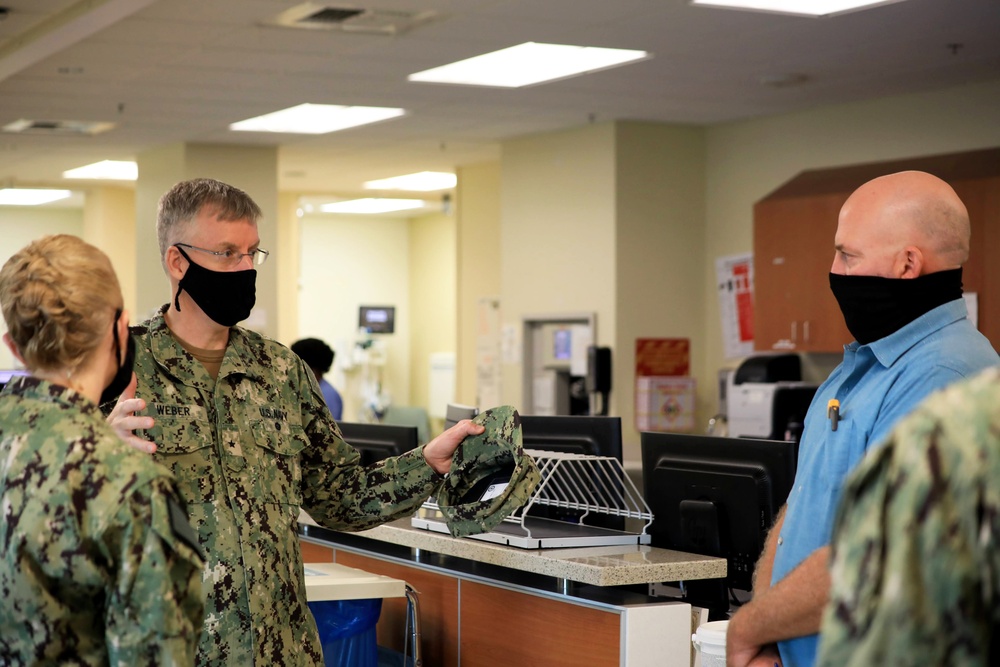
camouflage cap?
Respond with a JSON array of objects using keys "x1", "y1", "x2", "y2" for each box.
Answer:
[{"x1": 435, "y1": 405, "x2": 541, "y2": 538}]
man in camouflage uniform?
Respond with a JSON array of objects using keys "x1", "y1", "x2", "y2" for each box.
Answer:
[
  {"x1": 1, "y1": 234, "x2": 205, "y2": 666},
  {"x1": 108, "y1": 178, "x2": 484, "y2": 666},
  {"x1": 817, "y1": 366, "x2": 1000, "y2": 666}
]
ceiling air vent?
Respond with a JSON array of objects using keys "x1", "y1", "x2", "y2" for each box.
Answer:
[
  {"x1": 2, "y1": 119, "x2": 116, "y2": 135},
  {"x1": 263, "y1": 3, "x2": 440, "y2": 36}
]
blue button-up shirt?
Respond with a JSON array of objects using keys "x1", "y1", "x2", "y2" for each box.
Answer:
[{"x1": 773, "y1": 299, "x2": 999, "y2": 667}]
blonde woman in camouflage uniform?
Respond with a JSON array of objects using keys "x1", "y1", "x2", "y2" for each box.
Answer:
[
  {"x1": 0, "y1": 235, "x2": 205, "y2": 665},
  {"x1": 106, "y1": 178, "x2": 485, "y2": 666}
]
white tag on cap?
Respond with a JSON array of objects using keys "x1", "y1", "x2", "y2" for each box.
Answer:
[{"x1": 480, "y1": 481, "x2": 510, "y2": 502}]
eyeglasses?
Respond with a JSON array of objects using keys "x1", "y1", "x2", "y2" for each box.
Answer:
[{"x1": 174, "y1": 242, "x2": 269, "y2": 268}]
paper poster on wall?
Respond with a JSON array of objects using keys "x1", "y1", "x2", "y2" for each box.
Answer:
[
  {"x1": 635, "y1": 376, "x2": 696, "y2": 432},
  {"x1": 716, "y1": 253, "x2": 755, "y2": 360}
]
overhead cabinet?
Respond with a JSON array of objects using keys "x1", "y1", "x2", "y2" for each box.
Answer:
[{"x1": 753, "y1": 147, "x2": 1000, "y2": 353}]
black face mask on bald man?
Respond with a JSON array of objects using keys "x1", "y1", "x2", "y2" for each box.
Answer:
[
  {"x1": 828, "y1": 268, "x2": 963, "y2": 345},
  {"x1": 173, "y1": 245, "x2": 257, "y2": 327}
]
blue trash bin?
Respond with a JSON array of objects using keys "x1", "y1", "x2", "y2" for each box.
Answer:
[{"x1": 308, "y1": 598, "x2": 383, "y2": 667}]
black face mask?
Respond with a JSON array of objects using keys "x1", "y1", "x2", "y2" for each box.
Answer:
[
  {"x1": 829, "y1": 268, "x2": 963, "y2": 345},
  {"x1": 174, "y1": 245, "x2": 257, "y2": 327},
  {"x1": 101, "y1": 309, "x2": 136, "y2": 405}
]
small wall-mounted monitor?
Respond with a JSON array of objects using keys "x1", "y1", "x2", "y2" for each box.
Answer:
[
  {"x1": 359, "y1": 305, "x2": 395, "y2": 334},
  {"x1": 337, "y1": 421, "x2": 418, "y2": 466}
]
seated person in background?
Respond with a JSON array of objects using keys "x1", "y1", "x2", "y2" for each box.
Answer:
[
  {"x1": 292, "y1": 337, "x2": 343, "y2": 420},
  {"x1": 0, "y1": 234, "x2": 204, "y2": 665},
  {"x1": 726, "y1": 170, "x2": 999, "y2": 667},
  {"x1": 818, "y1": 365, "x2": 1000, "y2": 666}
]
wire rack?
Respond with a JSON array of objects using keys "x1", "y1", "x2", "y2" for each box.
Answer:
[{"x1": 413, "y1": 449, "x2": 653, "y2": 548}]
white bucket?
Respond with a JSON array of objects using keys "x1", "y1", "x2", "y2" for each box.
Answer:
[{"x1": 692, "y1": 619, "x2": 728, "y2": 667}]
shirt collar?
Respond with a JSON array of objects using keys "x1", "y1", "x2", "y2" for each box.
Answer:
[
  {"x1": 140, "y1": 305, "x2": 257, "y2": 387},
  {"x1": 864, "y1": 298, "x2": 968, "y2": 368},
  {"x1": 2, "y1": 375, "x2": 102, "y2": 416}
]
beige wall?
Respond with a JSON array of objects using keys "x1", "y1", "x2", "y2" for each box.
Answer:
[
  {"x1": 409, "y1": 210, "x2": 457, "y2": 426},
  {"x1": 297, "y1": 213, "x2": 411, "y2": 421},
  {"x1": 499, "y1": 123, "x2": 618, "y2": 411},
  {"x1": 455, "y1": 161, "x2": 502, "y2": 405},
  {"x1": 83, "y1": 186, "x2": 137, "y2": 317},
  {"x1": 615, "y1": 122, "x2": 706, "y2": 458}
]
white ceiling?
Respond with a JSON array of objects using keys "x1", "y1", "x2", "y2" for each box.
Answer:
[{"x1": 1, "y1": 0, "x2": 998, "y2": 197}]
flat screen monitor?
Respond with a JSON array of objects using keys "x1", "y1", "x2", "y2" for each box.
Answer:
[
  {"x1": 520, "y1": 415, "x2": 625, "y2": 529},
  {"x1": 520, "y1": 415, "x2": 623, "y2": 462},
  {"x1": 444, "y1": 403, "x2": 478, "y2": 430},
  {"x1": 337, "y1": 421, "x2": 418, "y2": 467},
  {"x1": 641, "y1": 432, "x2": 797, "y2": 614},
  {"x1": 358, "y1": 305, "x2": 395, "y2": 334}
]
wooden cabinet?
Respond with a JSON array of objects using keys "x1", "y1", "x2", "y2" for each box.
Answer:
[{"x1": 754, "y1": 147, "x2": 1000, "y2": 353}]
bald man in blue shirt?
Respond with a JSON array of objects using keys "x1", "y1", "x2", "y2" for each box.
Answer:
[{"x1": 726, "y1": 171, "x2": 999, "y2": 667}]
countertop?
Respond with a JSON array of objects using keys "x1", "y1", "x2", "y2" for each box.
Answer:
[{"x1": 299, "y1": 513, "x2": 726, "y2": 588}]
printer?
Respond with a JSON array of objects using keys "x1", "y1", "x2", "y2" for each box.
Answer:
[{"x1": 726, "y1": 354, "x2": 818, "y2": 442}]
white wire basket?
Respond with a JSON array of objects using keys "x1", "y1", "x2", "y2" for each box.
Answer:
[{"x1": 413, "y1": 449, "x2": 653, "y2": 549}]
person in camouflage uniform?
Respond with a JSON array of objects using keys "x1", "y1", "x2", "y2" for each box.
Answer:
[
  {"x1": 0, "y1": 235, "x2": 205, "y2": 666},
  {"x1": 817, "y1": 365, "x2": 1000, "y2": 666},
  {"x1": 106, "y1": 178, "x2": 485, "y2": 666}
]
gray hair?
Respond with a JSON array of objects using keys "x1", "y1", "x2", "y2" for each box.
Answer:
[{"x1": 156, "y1": 178, "x2": 262, "y2": 262}]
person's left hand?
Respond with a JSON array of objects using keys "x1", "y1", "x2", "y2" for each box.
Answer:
[{"x1": 422, "y1": 419, "x2": 485, "y2": 475}]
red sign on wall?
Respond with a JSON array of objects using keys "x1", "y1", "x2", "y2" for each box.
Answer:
[{"x1": 635, "y1": 338, "x2": 690, "y2": 377}]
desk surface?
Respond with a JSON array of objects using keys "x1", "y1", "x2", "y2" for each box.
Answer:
[
  {"x1": 303, "y1": 561, "x2": 406, "y2": 601},
  {"x1": 300, "y1": 513, "x2": 726, "y2": 588}
]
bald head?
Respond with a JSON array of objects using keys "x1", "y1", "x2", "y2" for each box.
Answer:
[{"x1": 832, "y1": 171, "x2": 970, "y2": 278}]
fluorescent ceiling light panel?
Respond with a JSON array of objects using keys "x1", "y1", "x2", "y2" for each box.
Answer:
[
  {"x1": 0, "y1": 188, "x2": 72, "y2": 206},
  {"x1": 408, "y1": 42, "x2": 650, "y2": 88},
  {"x1": 320, "y1": 198, "x2": 426, "y2": 214},
  {"x1": 689, "y1": 0, "x2": 908, "y2": 17},
  {"x1": 230, "y1": 103, "x2": 405, "y2": 134},
  {"x1": 63, "y1": 160, "x2": 138, "y2": 180},
  {"x1": 364, "y1": 171, "x2": 457, "y2": 191}
]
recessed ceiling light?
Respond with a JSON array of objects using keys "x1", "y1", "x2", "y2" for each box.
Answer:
[
  {"x1": 0, "y1": 188, "x2": 72, "y2": 206},
  {"x1": 63, "y1": 160, "x2": 138, "y2": 180},
  {"x1": 690, "y1": 0, "x2": 909, "y2": 17},
  {"x1": 230, "y1": 103, "x2": 406, "y2": 134},
  {"x1": 364, "y1": 171, "x2": 457, "y2": 191},
  {"x1": 320, "y1": 198, "x2": 426, "y2": 214},
  {"x1": 408, "y1": 42, "x2": 651, "y2": 88}
]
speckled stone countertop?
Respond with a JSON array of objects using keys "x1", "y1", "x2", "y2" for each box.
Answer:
[{"x1": 300, "y1": 514, "x2": 726, "y2": 588}]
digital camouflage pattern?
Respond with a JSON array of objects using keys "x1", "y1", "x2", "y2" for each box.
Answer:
[
  {"x1": 125, "y1": 307, "x2": 444, "y2": 666},
  {"x1": 436, "y1": 405, "x2": 541, "y2": 538},
  {"x1": 818, "y1": 365, "x2": 1000, "y2": 667},
  {"x1": 0, "y1": 376, "x2": 205, "y2": 666}
]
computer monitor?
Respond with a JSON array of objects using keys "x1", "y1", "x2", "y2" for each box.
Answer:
[
  {"x1": 337, "y1": 421, "x2": 419, "y2": 466},
  {"x1": 358, "y1": 305, "x2": 395, "y2": 334},
  {"x1": 520, "y1": 415, "x2": 625, "y2": 529},
  {"x1": 520, "y1": 415, "x2": 623, "y2": 462},
  {"x1": 443, "y1": 403, "x2": 478, "y2": 430},
  {"x1": 640, "y1": 432, "x2": 797, "y2": 616}
]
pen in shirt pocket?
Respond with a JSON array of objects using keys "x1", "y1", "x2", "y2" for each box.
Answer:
[{"x1": 827, "y1": 398, "x2": 841, "y2": 431}]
